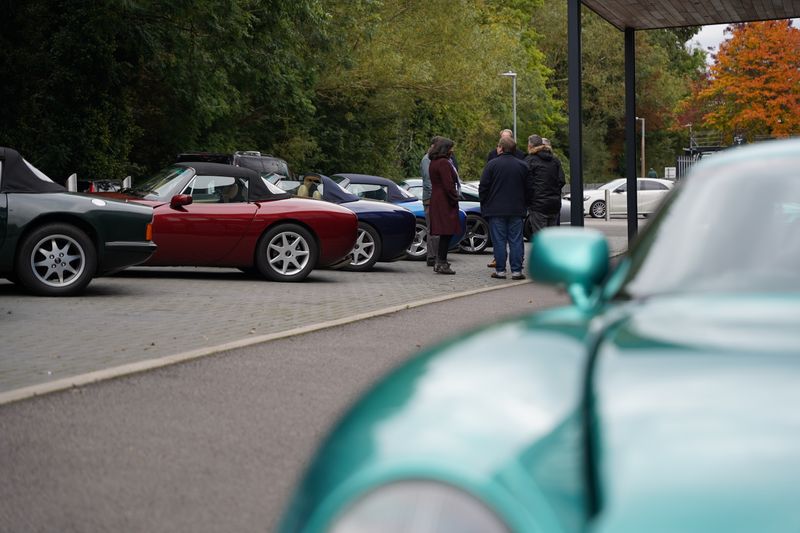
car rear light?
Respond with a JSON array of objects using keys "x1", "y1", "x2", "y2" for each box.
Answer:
[
  {"x1": 146, "y1": 223, "x2": 153, "y2": 241},
  {"x1": 87, "y1": 183, "x2": 95, "y2": 193}
]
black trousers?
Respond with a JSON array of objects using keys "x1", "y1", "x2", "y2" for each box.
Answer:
[{"x1": 436, "y1": 235, "x2": 452, "y2": 262}]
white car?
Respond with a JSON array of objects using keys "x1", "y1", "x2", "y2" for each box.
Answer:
[{"x1": 567, "y1": 177, "x2": 674, "y2": 218}]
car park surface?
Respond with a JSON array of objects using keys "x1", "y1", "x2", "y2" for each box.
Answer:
[{"x1": 277, "y1": 139, "x2": 800, "y2": 532}]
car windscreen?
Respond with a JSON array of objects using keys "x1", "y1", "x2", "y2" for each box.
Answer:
[
  {"x1": 613, "y1": 158, "x2": 800, "y2": 299},
  {"x1": 126, "y1": 166, "x2": 193, "y2": 199}
]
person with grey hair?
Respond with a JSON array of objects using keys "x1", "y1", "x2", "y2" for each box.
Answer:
[
  {"x1": 479, "y1": 136, "x2": 533, "y2": 280},
  {"x1": 525, "y1": 134, "x2": 566, "y2": 234},
  {"x1": 486, "y1": 129, "x2": 526, "y2": 162}
]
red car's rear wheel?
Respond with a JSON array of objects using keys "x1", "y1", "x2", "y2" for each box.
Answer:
[{"x1": 255, "y1": 223, "x2": 318, "y2": 282}]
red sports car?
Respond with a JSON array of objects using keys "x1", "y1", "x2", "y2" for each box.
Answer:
[{"x1": 99, "y1": 162, "x2": 358, "y2": 282}]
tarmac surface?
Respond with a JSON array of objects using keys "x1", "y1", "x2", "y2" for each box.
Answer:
[{"x1": 0, "y1": 218, "x2": 630, "y2": 532}]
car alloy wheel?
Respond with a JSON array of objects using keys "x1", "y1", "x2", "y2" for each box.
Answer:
[
  {"x1": 16, "y1": 223, "x2": 97, "y2": 296},
  {"x1": 590, "y1": 200, "x2": 606, "y2": 218},
  {"x1": 255, "y1": 223, "x2": 318, "y2": 282},
  {"x1": 345, "y1": 222, "x2": 381, "y2": 272},
  {"x1": 459, "y1": 214, "x2": 490, "y2": 253},
  {"x1": 405, "y1": 219, "x2": 427, "y2": 260}
]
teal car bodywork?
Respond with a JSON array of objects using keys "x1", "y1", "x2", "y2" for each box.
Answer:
[{"x1": 279, "y1": 140, "x2": 800, "y2": 532}]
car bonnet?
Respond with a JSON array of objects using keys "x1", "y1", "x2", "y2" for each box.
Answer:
[{"x1": 591, "y1": 293, "x2": 800, "y2": 532}]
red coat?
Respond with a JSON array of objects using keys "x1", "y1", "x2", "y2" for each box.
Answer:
[{"x1": 428, "y1": 157, "x2": 461, "y2": 235}]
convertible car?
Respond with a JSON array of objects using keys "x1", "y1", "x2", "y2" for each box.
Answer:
[
  {"x1": 97, "y1": 162, "x2": 358, "y2": 282},
  {"x1": 332, "y1": 173, "x2": 467, "y2": 260},
  {"x1": 279, "y1": 139, "x2": 800, "y2": 531},
  {"x1": 275, "y1": 174, "x2": 416, "y2": 272},
  {"x1": 0, "y1": 147, "x2": 156, "y2": 296}
]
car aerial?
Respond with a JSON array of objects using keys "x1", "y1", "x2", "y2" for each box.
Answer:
[
  {"x1": 567, "y1": 177, "x2": 674, "y2": 218},
  {"x1": 278, "y1": 139, "x2": 800, "y2": 532},
  {"x1": 274, "y1": 174, "x2": 415, "y2": 272},
  {"x1": 96, "y1": 162, "x2": 358, "y2": 282},
  {"x1": 331, "y1": 173, "x2": 467, "y2": 260},
  {"x1": 0, "y1": 147, "x2": 156, "y2": 296}
]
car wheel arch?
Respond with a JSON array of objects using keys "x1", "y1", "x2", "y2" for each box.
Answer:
[{"x1": 15, "y1": 214, "x2": 99, "y2": 264}]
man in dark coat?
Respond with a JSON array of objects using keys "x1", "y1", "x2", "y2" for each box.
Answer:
[
  {"x1": 479, "y1": 137, "x2": 533, "y2": 280},
  {"x1": 526, "y1": 134, "x2": 566, "y2": 234}
]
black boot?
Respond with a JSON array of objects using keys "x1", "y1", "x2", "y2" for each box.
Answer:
[{"x1": 434, "y1": 262, "x2": 456, "y2": 275}]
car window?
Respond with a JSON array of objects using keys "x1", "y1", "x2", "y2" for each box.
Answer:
[
  {"x1": 616, "y1": 182, "x2": 627, "y2": 193},
  {"x1": 347, "y1": 183, "x2": 388, "y2": 201},
  {"x1": 407, "y1": 185, "x2": 423, "y2": 199},
  {"x1": 614, "y1": 158, "x2": 800, "y2": 298},
  {"x1": 642, "y1": 180, "x2": 669, "y2": 191},
  {"x1": 130, "y1": 166, "x2": 193, "y2": 199},
  {"x1": 183, "y1": 175, "x2": 247, "y2": 203}
]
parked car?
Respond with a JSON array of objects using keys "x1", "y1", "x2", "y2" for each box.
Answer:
[
  {"x1": 274, "y1": 174, "x2": 416, "y2": 272},
  {"x1": 96, "y1": 162, "x2": 358, "y2": 282},
  {"x1": 332, "y1": 173, "x2": 466, "y2": 260},
  {"x1": 567, "y1": 177, "x2": 674, "y2": 218},
  {"x1": 0, "y1": 147, "x2": 156, "y2": 296},
  {"x1": 404, "y1": 178, "x2": 571, "y2": 247},
  {"x1": 402, "y1": 178, "x2": 489, "y2": 253},
  {"x1": 278, "y1": 139, "x2": 800, "y2": 532},
  {"x1": 176, "y1": 150, "x2": 293, "y2": 181}
]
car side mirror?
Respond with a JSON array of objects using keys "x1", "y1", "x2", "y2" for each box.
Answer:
[
  {"x1": 529, "y1": 227, "x2": 609, "y2": 310},
  {"x1": 170, "y1": 194, "x2": 193, "y2": 209}
]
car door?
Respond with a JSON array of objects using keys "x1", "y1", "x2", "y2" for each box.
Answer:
[
  {"x1": 609, "y1": 181, "x2": 628, "y2": 214},
  {"x1": 149, "y1": 174, "x2": 257, "y2": 266},
  {"x1": 638, "y1": 179, "x2": 670, "y2": 214}
]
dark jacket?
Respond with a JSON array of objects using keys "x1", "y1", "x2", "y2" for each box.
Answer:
[
  {"x1": 526, "y1": 146, "x2": 566, "y2": 215},
  {"x1": 479, "y1": 152, "x2": 532, "y2": 217},
  {"x1": 487, "y1": 147, "x2": 526, "y2": 162},
  {"x1": 428, "y1": 156, "x2": 461, "y2": 235}
]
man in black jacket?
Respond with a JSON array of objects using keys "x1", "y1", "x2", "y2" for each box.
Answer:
[
  {"x1": 479, "y1": 137, "x2": 534, "y2": 280},
  {"x1": 526, "y1": 134, "x2": 566, "y2": 234}
]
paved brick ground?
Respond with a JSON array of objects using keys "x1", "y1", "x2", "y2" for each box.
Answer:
[{"x1": 0, "y1": 222, "x2": 627, "y2": 395}]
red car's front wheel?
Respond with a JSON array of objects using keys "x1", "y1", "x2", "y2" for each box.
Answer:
[{"x1": 255, "y1": 223, "x2": 318, "y2": 282}]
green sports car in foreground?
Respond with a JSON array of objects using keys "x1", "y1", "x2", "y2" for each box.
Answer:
[
  {"x1": 1, "y1": 147, "x2": 156, "y2": 295},
  {"x1": 279, "y1": 139, "x2": 800, "y2": 532}
]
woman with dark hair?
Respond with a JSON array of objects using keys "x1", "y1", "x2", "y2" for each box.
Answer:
[{"x1": 427, "y1": 137, "x2": 460, "y2": 274}]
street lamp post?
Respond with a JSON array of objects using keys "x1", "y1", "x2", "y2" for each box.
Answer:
[
  {"x1": 501, "y1": 71, "x2": 517, "y2": 140},
  {"x1": 635, "y1": 116, "x2": 645, "y2": 177}
]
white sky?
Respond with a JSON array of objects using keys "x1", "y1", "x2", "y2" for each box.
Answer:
[{"x1": 689, "y1": 20, "x2": 798, "y2": 63}]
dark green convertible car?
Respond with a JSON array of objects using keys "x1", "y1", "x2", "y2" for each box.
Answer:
[
  {"x1": 279, "y1": 139, "x2": 800, "y2": 532},
  {"x1": 1, "y1": 147, "x2": 156, "y2": 295}
]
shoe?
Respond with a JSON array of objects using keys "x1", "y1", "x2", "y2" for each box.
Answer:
[
  {"x1": 434, "y1": 263, "x2": 456, "y2": 275},
  {"x1": 487, "y1": 259, "x2": 496, "y2": 268},
  {"x1": 426, "y1": 258, "x2": 436, "y2": 267},
  {"x1": 511, "y1": 272, "x2": 526, "y2": 280},
  {"x1": 491, "y1": 272, "x2": 507, "y2": 279}
]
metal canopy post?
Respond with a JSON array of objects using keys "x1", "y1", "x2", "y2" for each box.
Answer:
[
  {"x1": 624, "y1": 27, "x2": 638, "y2": 241},
  {"x1": 568, "y1": 0, "x2": 584, "y2": 227}
]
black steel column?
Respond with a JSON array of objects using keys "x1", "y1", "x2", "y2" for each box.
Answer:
[
  {"x1": 568, "y1": 0, "x2": 584, "y2": 227},
  {"x1": 624, "y1": 27, "x2": 638, "y2": 241}
]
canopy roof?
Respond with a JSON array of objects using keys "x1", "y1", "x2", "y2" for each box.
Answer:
[{"x1": 582, "y1": 0, "x2": 800, "y2": 31}]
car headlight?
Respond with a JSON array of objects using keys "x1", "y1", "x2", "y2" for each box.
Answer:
[{"x1": 329, "y1": 480, "x2": 510, "y2": 533}]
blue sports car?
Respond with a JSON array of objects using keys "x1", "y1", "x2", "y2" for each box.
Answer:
[
  {"x1": 275, "y1": 174, "x2": 415, "y2": 272},
  {"x1": 279, "y1": 139, "x2": 800, "y2": 532},
  {"x1": 332, "y1": 173, "x2": 467, "y2": 260}
]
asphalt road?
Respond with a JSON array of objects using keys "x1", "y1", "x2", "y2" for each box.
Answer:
[{"x1": 0, "y1": 282, "x2": 567, "y2": 533}]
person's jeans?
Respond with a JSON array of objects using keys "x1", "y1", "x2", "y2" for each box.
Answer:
[{"x1": 488, "y1": 216, "x2": 524, "y2": 273}]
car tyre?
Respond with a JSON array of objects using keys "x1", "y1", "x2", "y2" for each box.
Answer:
[
  {"x1": 255, "y1": 223, "x2": 318, "y2": 282},
  {"x1": 459, "y1": 214, "x2": 490, "y2": 253},
  {"x1": 405, "y1": 218, "x2": 427, "y2": 261},
  {"x1": 345, "y1": 222, "x2": 381, "y2": 272},
  {"x1": 590, "y1": 200, "x2": 606, "y2": 218},
  {"x1": 16, "y1": 223, "x2": 97, "y2": 296}
]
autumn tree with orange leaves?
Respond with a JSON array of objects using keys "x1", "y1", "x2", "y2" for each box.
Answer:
[{"x1": 681, "y1": 20, "x2": 800, "y2": 141}]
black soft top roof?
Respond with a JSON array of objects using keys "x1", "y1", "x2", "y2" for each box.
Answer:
[
  {"x1": 0, "y1": 147, "x2": 66, "y2": 193},
  {"x1": 175, "y1": 161, "x2": 289, "y2": 202}
]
